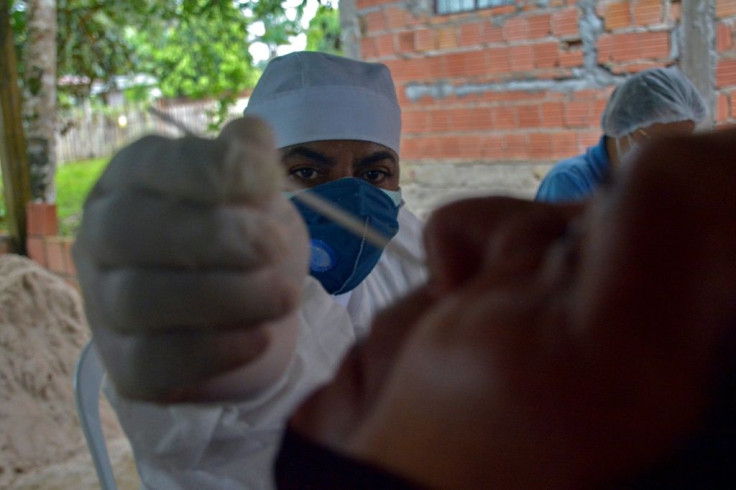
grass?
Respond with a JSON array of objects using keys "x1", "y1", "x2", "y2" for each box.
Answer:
[
  {"x1": 0, "y1": 157, "x2": 108, "y2": 237},
  {"x1": 56, "y1": 157, "x2": 109, "y2": 237}
]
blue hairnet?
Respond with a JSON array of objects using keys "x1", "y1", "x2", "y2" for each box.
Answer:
[{"x1": 601, "y1": 67, "x2": 708, "y2": 137}]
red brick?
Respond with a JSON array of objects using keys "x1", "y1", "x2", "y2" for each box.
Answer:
[
  {"x1": 669, "y1": 2, "x2": 681, "y2": 21},
  {"x1": 492, "y1": 105, "x2": 518, "y2": 130},
  {"x1": 541, "y1": 101, "x2": 566, "y2": 127},
  {"x1": 578, "y1": 131, "x2": 602, "y2": 148},
  {"x1": 612, "y1": 61, "x2": 663, "y2": 75},
  {"x1": 27, "y1": 236, "x2": 47, "y2": 267},
  {"x1": 460, "y1": 21, "x2": 484, "y2": 47},
  {"x1": 603, "y1": 2, "x2": 631, "y2": 30},
  {"x1": 717, "y1": 58, "x2": 736, "y2": 87},
  {"x1": 552, "y1": 8, "x2": 579, "y2": 37},
  {"x1": 361, "y1": 37, "x2": 378, "y2": 59},
  {"x1": 375, "y1": 33, "x2": 395, "y2": 57},
  {"x1": 363, "y1": 11, "x2": 387, "y2": 34},
  {"x1": 534, "y1": 42, "x2": 559, "y2": 68},
  {"x1": 424, "y1": 56, "x2": 447, "y2": 78},
  {"x1": 46, "y1": 238, "x2": 66, "y2": 274},
  {"x1": 403, "y1": 10, "x2": 428, "y2": 28},
  {"x1": 565, "y1": 100, "x2": 594, "y2": 127},
  {"x1": 449, "y1": 108, "x2": 493, "y2": 131},
  {"x1": 437, "y1": 27, "x2": 458, "y2": 49},
  {"x1": 456, "y1": 135, "x2": 485, "y2": 159},
  {"x1": 633, "y1": 0, "x2": 662, "y2": 26},
  {"x1": 446, "y1": 51, "x2": 489, "y2": 77},
  {"x1": 481, "y1": 135, "x2": 506, "y2": 159},
  {"x1": 592, "y1": 98, "x2": 609, "y2": 120},
  {"x1": 403, "y1": 110, "x2": 428, "y2": 133},
  {"x1": 717, "y1": 93, "x2": 731, "y2": 122},
  {"x1": 718, "y1": 22, "x2": 733, "y2": 52},
  {"x1": 488, "y1": 47, "x2": 511, "y2": 73},
  {"x1": 393, "y1": 57, "x2": 445, "y2": 81},
  {"x1": 639, "y1": 31, "x2": 670, "y2": 60},
  {"x1": 483, "y1": 23, "x2": 505, "y2": 44},
  {"x1": 437, "y1": 136, "x2": 461, "y2": 158},
  {"x1": 552, "y1": 131, "x2": 579, "y2": 158},
  {"x1": 385, "y1": 7, "x2": 407, "y2": 29},
  {"x1": 597, "y1": 34, "x2": 614, "y2": 62},
  {"x1": 509, "y1": 44, "x2": 534, "y2": 71},
  {"x1": 489, "y1": 4, "x2": 517, "y2": 17},
  {"x1": 717, "y1": 0, "x2": 736, "y2": 19},
  {"x1": 610, "y1": 32, "x2": 642, "y2": 62},
  {"x1": 728, "y1": 92, "x2": 736, "y2": 121},
  {"x1": 26, "y1": 202, "x2": 58, "y2": 237},
  {"x1": 529, "y1": 132, "x2": 554, "y2": 159},
  {"x1": 429, "y1": 110, "x2": 451, "y2": 132},
  {"x1": 415, "y1": 29, "x2": 436, "y2": 51},
  {"x1": 504, "y1": 17, "x2": 529, "y2": 42},
  {"x1": 518, "y1": 104, "x2": 542, "y2": 128},
  {"x1": 398, "y1": 32, "x2": 415, "y2": 52},
  {"x1": 528, "y1": 14, "x2": 552, "y2": 39},
  {"x1": 559, "y1": 50, "x2": 584, "y2": 67},
  {"x1": 504, "y1": 133, "x2": 530, "y2": 160}
]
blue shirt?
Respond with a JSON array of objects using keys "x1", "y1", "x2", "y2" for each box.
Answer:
[{"x1": 535, "y1": 136, "x2": 612, "y2": 203}]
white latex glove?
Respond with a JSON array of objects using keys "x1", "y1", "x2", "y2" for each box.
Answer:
[{"x1": 73, "y1": 117, "x2": 309, "y2": 403}]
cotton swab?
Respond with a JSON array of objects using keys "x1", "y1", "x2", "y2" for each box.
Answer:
[{"x1": 147, "y1": 108, "x2": 425, "y2": 269}]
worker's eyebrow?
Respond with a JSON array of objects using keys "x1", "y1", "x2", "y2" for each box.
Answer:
[
  {"x1": 354, "y1": 151, "x2": 398, "y2": 169},
  {"x1": 281, "y1": 146, "x2": 334, "y2": 166}
]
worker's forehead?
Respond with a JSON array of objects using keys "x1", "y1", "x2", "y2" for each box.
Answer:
[{"x1": 280, "y1": 140, "x2": 398, "y2": 159}]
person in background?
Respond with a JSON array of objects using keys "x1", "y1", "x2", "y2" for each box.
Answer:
[
  {"x1": 278, "y1": 127, "x2": 736, "y2": 489},
  {"x1": 536, "y1": 67, "x2": 707, "y2": 203},
  {"x1": 73, "y1": 52, "x2": 426, "y2": 489}
]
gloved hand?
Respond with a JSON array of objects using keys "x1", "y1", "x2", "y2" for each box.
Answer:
[{"x1": 73, "y1": 117, "x2": 309, "y2": 402}]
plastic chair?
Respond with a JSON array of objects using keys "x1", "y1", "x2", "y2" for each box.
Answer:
[{"x1": 74, "y1": 340, "x2": 118, "y2": 490}]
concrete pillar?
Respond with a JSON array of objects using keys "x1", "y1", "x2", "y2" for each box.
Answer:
[
  {"x1": 339, "y1": 0, "x2": 361, "y2": 60},
  {"x1": 680, "y1": 0, "x2": 717, "y2": 127}
]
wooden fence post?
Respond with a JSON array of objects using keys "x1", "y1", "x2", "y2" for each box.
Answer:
[{"x1": 0, "y1": 1, "x2": 32, "y2": 255}]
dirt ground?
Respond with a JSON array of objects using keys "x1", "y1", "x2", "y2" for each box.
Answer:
[{"x1": 0, "y1": 254, "x2": 140, "y2": 489}]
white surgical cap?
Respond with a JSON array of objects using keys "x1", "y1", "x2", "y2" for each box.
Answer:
[
  {"x1": 601, "y1": 67, "x2": 708, "y2": 138},
  {"x1": 243, "y1": 52, "x2": 401, "y2": 154}
]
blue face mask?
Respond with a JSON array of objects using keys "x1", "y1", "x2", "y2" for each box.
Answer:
[{"x1": 289, "y1": 178, "x2": 400, "y2": 295}]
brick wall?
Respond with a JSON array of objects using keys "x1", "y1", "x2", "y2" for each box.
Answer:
[
  {"x1": 23, "y1": 202, "x2": 77, "y2": 284},
  {"x1": 355, "y1": 0, "x2": 688, "y2": 216},
  {"x1": 716, "y1": 0, "x2": 736, "y2": 124}
]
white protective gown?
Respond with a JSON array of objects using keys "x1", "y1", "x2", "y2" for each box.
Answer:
[{"x1": 106, "y1": 206, "x2": 427, "y2": 489}]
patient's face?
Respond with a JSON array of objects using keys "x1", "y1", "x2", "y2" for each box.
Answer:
[{"x1": 291, "y1": 129, "x2": 736, "y2": 490}]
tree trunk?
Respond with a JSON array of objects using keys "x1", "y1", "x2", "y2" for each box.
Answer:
[
  {"x1": 23, "y1": 0, "x2": 57, "y2": 203},
  {"x1": 0, "y1": 0, "x2": 32, "y2": 254}
]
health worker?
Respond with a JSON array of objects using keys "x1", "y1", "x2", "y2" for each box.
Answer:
[
  {"x1": 73, "y1": 51, "x2": 427, "y2": 489},
  {"x1": 535, "y1": 67, "x2": 707, "y2": 203}
]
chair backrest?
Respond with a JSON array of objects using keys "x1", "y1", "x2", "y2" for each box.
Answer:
[{"x1": 74, "y1": 340, "x2": 118, "y2": 490}]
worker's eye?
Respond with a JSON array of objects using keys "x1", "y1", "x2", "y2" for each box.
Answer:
[
  {"x1": 360, "y1": 168, "x2": 391, "y2": 185},
  {"x1": 289, "y1": 167, "x2": 323, "y2": 183}
]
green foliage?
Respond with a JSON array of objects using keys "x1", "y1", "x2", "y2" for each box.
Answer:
[
  {"x1": 55, "y1": 157, "x2": 107, "y2": 236},
  {"x1": 246, "y1": 0, "x2": 305, "y2": 61},
  {"x1": 306, "y1": 4, "x2": 341, "y2": 55},
  {"x1": 11, "y1": 0, "x2": 312, "y2": 120},
  {"x1": 129, "y1": 1, "x2": 260, "y2": 100}
]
